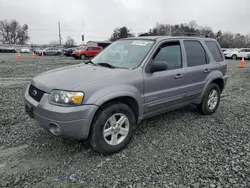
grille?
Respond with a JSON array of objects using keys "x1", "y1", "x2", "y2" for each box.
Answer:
[{"x1": 28, "y1": 85, "x2": 46, "y2": 102}]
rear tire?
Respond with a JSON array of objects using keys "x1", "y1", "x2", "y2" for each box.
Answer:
[
  {"x1": 57, "y1": 52, "x2": 61, "y2": 55},
  {"x1": 89, "y1": 103, "x2": 136, "y2": 155},
  {"x1": 197, "y1": 83, "x2": 221, "y2": 115}
]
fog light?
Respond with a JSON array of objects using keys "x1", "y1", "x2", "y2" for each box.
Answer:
[{"x1": 49, "y1": 123, "x2": 61, "y2": 136}]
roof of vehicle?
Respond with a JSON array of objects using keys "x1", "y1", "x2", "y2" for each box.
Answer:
[
  {"x1": 86, "y1": 46, "x2": 103, "y2": 48},
  {"x1": 123, "y1": 36, "x2": 217, "y2": 42},
  {"x1": 87, "y1": 41, "x2": 112, "y2": 44}
]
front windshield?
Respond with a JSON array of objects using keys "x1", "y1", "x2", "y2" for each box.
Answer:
[{"x1": 91, "y1": 39, "x2": 155, "y2": 69}]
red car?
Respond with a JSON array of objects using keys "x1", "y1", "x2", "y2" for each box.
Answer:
[{"x1": 72, "y1": 46, "x2": 103, "y2": 59}]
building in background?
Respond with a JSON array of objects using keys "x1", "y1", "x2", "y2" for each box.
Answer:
[{"x1": 86, "y1": 41, "x2": 112, "y2": 49}]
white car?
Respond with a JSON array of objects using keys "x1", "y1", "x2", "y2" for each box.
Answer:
[
  {"x1": 224, "y1": 48, "x2": 250, "y2": 60},
  {"x1": 20, "y1": 48, "x2": 31, "y2": 53}
]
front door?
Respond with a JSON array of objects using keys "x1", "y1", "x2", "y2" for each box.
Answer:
[{"x1": 143, "y1": 40, "x2": 188, "y2": 114}]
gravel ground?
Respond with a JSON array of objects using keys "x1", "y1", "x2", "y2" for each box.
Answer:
[{"x1": 0, "y1": 53, "x2": 250, "y2": 188}]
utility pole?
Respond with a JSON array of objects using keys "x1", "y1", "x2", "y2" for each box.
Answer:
[
  {"x1": 58, "y1": 21, "x2": 62, "y2": 46},
  {"x1": 82, "y1": 20, "x2": 84, "y2": 45}
]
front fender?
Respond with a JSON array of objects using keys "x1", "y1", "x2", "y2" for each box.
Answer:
[{"x1": 84, "y1": 84, "x2": 143, "y2": 113}]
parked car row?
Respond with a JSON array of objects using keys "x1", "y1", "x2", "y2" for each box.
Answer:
[
  {"x1": 223, "y1": 48, "x2": 250, "y2": 60},
  {"x1": 0, "y1": 47, "x2": 17, "y2": 53},
  {"x1": 35, "y1": 47, "x2": 63, "y2": 56},
  {"x1": 64, "y1": 41, "x2": 112, "y2": 59}
]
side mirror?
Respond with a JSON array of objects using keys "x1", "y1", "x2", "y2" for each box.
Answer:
[{"x1": 150, "y1": 61, "x2": 168, "y2": 73}]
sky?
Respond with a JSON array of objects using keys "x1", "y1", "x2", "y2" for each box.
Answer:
[{"x1": 0, "y1": 0, "x2": 249, "y2": 45}]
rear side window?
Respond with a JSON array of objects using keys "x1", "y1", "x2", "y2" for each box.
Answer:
[
  {"x1": 205, "y1": 41, "x2": 223, "y2": 62},
  {"x1": 184, "y1": 41, "x2": 207, "y2": 67}
]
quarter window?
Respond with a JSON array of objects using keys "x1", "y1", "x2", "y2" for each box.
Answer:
[{"x1": 205, "y1": 41, "x2": 223, "y2": 62}]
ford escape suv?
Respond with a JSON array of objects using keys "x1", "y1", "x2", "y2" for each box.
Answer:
[{"x1": 24, "y1": 36, "x2": 228, "y2": 154}]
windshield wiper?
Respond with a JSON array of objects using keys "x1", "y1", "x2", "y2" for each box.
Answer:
[
  {"x1": 96, "y1": 62, "x2": 116, "y2": 69},
  {"x1": 85, "y1": 60, "x2": 96, "y2": 66}
]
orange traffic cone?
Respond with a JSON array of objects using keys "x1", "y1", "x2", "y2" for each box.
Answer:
[
  {"x1": 41, "y1": 52, "x2": 44, "y2": 57},
  {"x1": 239, "y1": 57, "x2": 245, "y2": 68},
  {"x1": 17, "y1": 51, "x2": 22, "y2": 62},
  {"x1": 32, "y1": 52, "x2": 36, "y2": 60}
]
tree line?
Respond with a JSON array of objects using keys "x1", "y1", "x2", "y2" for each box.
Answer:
[
  {"x1": 1, "y1": 19, "x2": 250, "y2": 49},
  {"x1": 0, "y1": 19, "x2": 76, "y2": 48},
  {"x1": 109, "y1": 21, "x2": 250, "y2": 48}
]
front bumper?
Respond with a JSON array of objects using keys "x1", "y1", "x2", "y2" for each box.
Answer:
[{"x1": 24, "y1": 84, "x2": 98, "y2": 140}]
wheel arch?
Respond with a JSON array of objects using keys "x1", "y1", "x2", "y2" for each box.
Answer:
[{"x1": 86, "y1": 95, "x2": 140, "y2": 139}]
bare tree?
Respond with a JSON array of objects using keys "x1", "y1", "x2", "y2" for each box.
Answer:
[
  {"x1": 0, "y1": 20, "x2": 29, "y2": 44},
  {"x1": 64, "y1": 36, "x2": 75, "y2": 48}
]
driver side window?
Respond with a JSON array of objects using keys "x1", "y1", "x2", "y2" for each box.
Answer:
[{"x1": 153, "y1": 41, "x2": 182, "y2": 70}]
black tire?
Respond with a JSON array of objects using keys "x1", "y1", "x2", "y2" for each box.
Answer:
[
  {"x1": 80, "y1": 54, "x2": 86, "y2": 60},
  {"x1": 197, "y1": 83, "x2": 221, "y2": 115},
  {"x1": 90, "y1": 103, "x2": 136, "y2": 155},
  {"x1": 57, "y1": 52, "x2": 61, "y2": 55},
  {"x1": 232, "y1": 54, "x2": 237, "y2": 60}
]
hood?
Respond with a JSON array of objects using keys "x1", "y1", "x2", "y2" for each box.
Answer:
[{"x1": 32, "y1": 64, "x2": 129, "y2": 93}]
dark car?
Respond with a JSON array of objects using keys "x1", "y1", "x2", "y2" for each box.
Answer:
[
  {"x1": 63, "y1": 47, "x2": 77, "y2": 57},
  {"x1": 0, "y1": 46, "x2": 17, "y2": 53}
]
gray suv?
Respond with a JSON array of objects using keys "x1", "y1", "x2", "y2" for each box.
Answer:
[{"x1": 24, "y1": 36, "x2": 228, "y2": 154}]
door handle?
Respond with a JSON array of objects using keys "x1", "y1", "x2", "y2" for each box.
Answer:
[
  {"x1": 174, "y1": 73, "x2": 183, "y2": 79},
  {"x1": 204, "y1": 69, "x2": 211, "y2": 73}
]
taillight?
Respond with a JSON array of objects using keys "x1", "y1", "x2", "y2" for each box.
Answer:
[{"x1": 225, "y1": 64, "x2": 228, "y2": 73}]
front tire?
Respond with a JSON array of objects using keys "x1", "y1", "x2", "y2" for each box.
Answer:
[
  {"x1": 90, "y1": 103, "x2": 136, "y2": 155},
  {"x1": 80, "y1": 54, "x2": 86, "y2": 60},
  {"x1": 197, "y1": 83, "x2": 221, "y2": 115}
]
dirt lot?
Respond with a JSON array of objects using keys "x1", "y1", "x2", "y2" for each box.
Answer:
[{"x1": 0, "y1": 53, "x2": 250, "y2": 188}]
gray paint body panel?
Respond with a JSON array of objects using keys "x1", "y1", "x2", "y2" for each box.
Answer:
[{"x1": 24, "y1": 36, "x2": 228, "y2": 139}]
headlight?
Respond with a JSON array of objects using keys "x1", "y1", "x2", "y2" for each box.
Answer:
[{"x1": 49, "y1": 90, "x2": 84, "y2": 106}]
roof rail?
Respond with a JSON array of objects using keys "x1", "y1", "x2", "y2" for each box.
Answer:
[
  {"x1": 172, "y1": 32, "x2": 216, "y2": 39},
  {"x1": 138, "y1": 32, "x2": 217, "y2": 39}
]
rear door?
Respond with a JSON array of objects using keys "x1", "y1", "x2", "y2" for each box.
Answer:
[
  {"x1": 94, "y1": 47, "x2": 102, "y2": 56},
  {"x1": 46, "y1": 48, "x2": 53, "y2": 55},
  {"x1": 245, "y1": 49, "x2": 250, "y2": 59},
  {"x1": 143, "y1": 40, "x2": 188, "y2": 114},
  {"x1": 237, "y1": 49, "x2": 246, "y2": 58},
  {"x1": 86, "y1": 47, "x2": 94, "y2": 56},
  {"x1": 183, "y1": 40, "x2": 218, "y2": 101}
]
